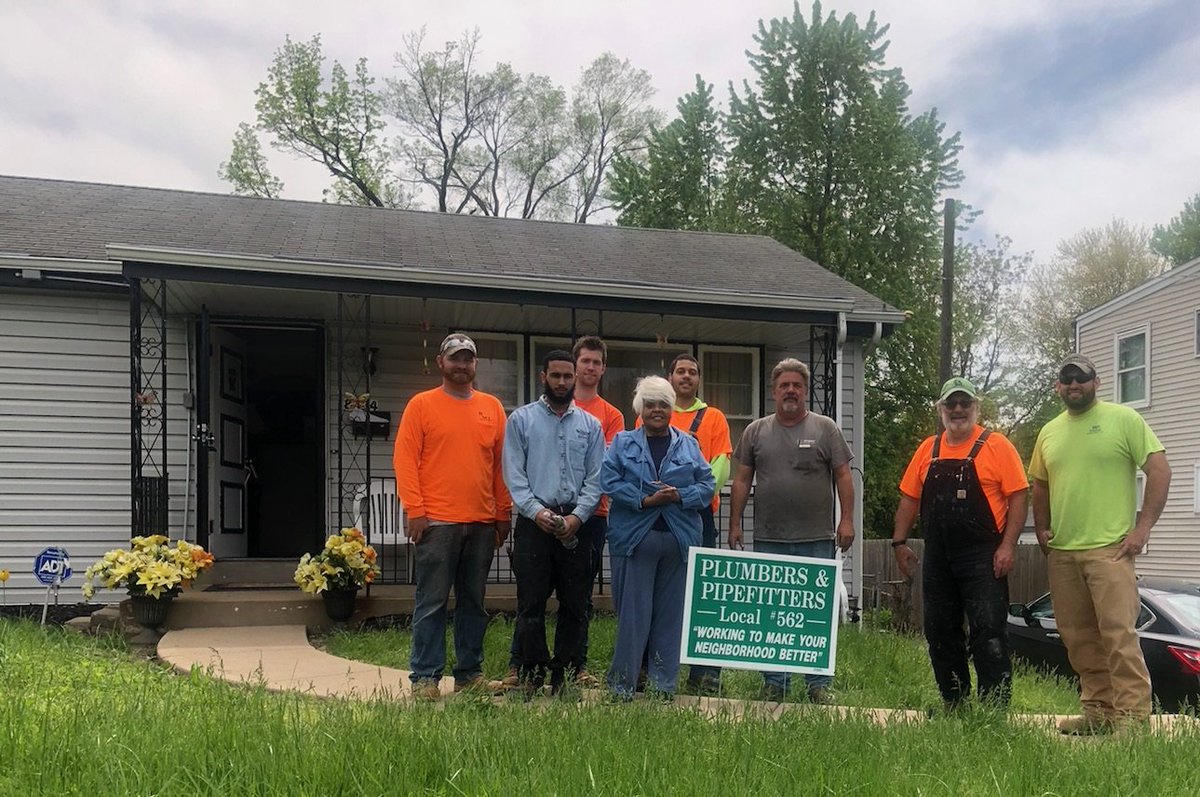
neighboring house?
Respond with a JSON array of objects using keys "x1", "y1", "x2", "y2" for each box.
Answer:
[
  {"x1": 0, "y1": 175, "x2": 904, "y2": 602},
  {"x1": 1075, "y1": 254, "x2": 1200, "y2": 580}
]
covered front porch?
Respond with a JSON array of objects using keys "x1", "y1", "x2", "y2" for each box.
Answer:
[{"x1": 124, "y1": 250, "x2": 865, "y2": 597}]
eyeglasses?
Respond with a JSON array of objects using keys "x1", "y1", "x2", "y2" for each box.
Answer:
[
  {"x1": 942, "y1": 398, "x2": 975, "y2": 410},
  {"x1": 1058, "y1": 373, "x2": 1094, "y2": 385}
]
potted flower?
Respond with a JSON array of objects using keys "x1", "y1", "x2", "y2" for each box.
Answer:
[
  {"x1": 294, "y1": 527, "x2": 380, "y2": 621},
  {"x1": 81, "y1": 535, "x2": 215, "y2": 627}
]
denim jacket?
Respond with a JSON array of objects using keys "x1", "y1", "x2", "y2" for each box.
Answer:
[{"x1": 601, "y1": 427, "x2": 715, "y2": 562}]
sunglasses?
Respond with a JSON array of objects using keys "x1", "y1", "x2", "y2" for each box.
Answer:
[
  {"x1": 942, "y1": 397, "x2": 975, "y2": 410},
  {"x1": 1058, "y1": 372, "x2": 1094, "y2": 385}
]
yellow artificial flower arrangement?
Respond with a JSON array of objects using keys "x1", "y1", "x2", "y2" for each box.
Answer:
[
  {"x1": 82, "y1": 535, "x2": 215, "y2": 600},
  {"x1": 294, "y1": 527, "x2": 380, "y2": 594}
]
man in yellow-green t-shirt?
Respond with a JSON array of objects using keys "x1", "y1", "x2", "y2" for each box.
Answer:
[{"x1": 1030, "y1": 353, "x2": 1171, "y2": 735}]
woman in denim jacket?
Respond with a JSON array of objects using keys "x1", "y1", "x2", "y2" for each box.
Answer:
[{"x1": 602, "y1": 376, "x2": 715, "y2": 699}]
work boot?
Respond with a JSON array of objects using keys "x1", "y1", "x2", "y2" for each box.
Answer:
[
  {"x1": 487, "y1": 667, "x2": 520, "y2": 692},
  {"x1": 806, "y1": 686, "x2": 834, "y2": 705},
  {"x1": 453, "y1": 675, "x2": 490, "y2": 694},
  {"x1": 411, "y1": 679, "x2": 442, "y2": 702},
  {"x1": 574, "y1": 668, "x2": 602, "y2": 689},
  {"x1": 1057, "y1": 714, "x2": 1113, "y2": 736}
]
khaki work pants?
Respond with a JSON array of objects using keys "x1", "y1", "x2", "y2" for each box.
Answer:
[{"x1": 1047, "y1": 543, "x2": 1152, "y2": 720}]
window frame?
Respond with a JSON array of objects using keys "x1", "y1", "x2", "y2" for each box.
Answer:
[
  {"x1": 1194, "y1": 309, "x2": 1200, "y2": 358},
  {"x1": 1113, "y1": 324, "x2": 1151, "y2": 408},
  {"x1": 698, "y1": 343, "x2": 761, "y2": 430},
  {"x1": 468, "y1": 331, "x2": 524, "y2": 412}
]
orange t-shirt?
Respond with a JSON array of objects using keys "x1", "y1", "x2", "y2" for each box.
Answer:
[
  {"x1": 573, "y1": 394, "x2": 625, "y2": 516},
  {"x1": 393, "y1": 387, "x2": 512, "y2": 524},
  {"x1": 899, "y1": 425, "x2": 1029, "y2": 533}
]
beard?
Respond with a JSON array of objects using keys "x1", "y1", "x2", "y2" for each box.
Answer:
[
  {"x1": 1062, "y1": 386, "x2": 1096, "y2": 411},
  {"x1": 544, "y1": 383, "x2": 575, "y2": 406}
]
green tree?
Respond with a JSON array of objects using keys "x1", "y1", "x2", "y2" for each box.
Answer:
[
  {"x1": 218, "y1": 123, "x2": 283, "y2": 199},
  {"x1": 240, "y1": 35, "x2": 398, "y2": 207},
  {"x1": 609, "y1": 75, "x2": 727, "y2": 231},
  {"x1": 723, "y1": 1, "x2": 963, "y2": 536},
  {"x1": 1152, "y1": 191, "x2": 1200, "y2": 265}
]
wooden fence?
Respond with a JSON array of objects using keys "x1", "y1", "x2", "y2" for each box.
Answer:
[{"x1": 860, "y1": 539, "x2": 1050, "y2": 630}]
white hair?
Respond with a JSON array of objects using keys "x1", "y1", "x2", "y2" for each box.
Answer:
[{"x1": 632, "y1": 375, "x2": 675, "y2": 414}]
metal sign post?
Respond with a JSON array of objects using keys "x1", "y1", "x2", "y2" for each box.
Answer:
[
  {"x1": 680, "y1": 547, "x2": 841, "y2": 675},
  {"x1": 33, "y1": 547, "x2": 72, "y2": 626}
]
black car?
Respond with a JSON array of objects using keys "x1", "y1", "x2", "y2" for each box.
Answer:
[{"x1": 1007, "y1": 577, "x2": 1200, "y2": 712}]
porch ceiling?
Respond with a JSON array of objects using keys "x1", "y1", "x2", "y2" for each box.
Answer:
[{"x1": 164, "y1": 280, "x2": 814, "y2": 350}]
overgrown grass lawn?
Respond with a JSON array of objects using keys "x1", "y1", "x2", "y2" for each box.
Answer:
[{"x1": 3, "y1": 617, "x2": 1198, "y2": 796}]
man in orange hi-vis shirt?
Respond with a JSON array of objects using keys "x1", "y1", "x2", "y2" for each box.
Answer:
[{"x1": 394, "y1": 332, "x2": 512, "y2": 701}]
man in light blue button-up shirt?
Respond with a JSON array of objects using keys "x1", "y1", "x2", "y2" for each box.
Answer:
[{"x1": 502, "y1": 350, "x2": 604, "y2": 695}]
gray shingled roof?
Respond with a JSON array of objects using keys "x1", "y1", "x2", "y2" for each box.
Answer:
[{"x1": 0, "y1": 175, "x2": 899, "y2": 321}]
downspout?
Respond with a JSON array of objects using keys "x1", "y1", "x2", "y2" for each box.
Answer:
[{"x1": 852, "y1": 321, "x2": 882, "y2": 624}]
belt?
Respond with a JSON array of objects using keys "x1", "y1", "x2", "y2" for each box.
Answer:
[{"x1": 540, "y1": 502, "x2": 576, "y2": 515}]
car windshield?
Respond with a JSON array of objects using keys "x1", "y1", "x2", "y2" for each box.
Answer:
[{"x1": 1148, "y1": 590, "x2": 1200, "y2": 634}]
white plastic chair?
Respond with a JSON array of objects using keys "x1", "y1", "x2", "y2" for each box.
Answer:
[{"x1": 353, "y1": 477, "x2": 407, "y2": 546}]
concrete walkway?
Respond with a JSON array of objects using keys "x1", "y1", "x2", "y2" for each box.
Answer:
[{"x1": 158, "y1": 625, "x2": 1197, "y2": 732}]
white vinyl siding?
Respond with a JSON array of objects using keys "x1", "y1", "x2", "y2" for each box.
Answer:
[{"x1": 0, "y1": 289, "x2": 131, "y2": 598}]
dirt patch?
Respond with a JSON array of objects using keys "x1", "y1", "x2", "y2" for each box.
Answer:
[{"x1": 0, "y1": 602, "x2": 107, "y2": 626}]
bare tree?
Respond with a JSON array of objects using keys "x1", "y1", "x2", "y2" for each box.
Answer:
[
  {"x1": 388, "y1": 28, "x2": 495, "y2": 213},
  {"x1": 570, "y1": 53, "x2": 661, "y2": 222}
]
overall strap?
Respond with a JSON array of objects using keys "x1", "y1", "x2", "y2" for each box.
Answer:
[
  {"x1": 931, "y1": 432, "x2": 943, "y2": 459},
  {"x1": 688, "y1": 406, "x2": 707, "y2": 437},
  {"x1": 967, "y1": 429, "x2": 991, "y2": 459}
]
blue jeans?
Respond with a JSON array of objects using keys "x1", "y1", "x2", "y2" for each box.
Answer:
[
  {"x1": 753, "y1": 539, "x2": 836, "y2": 695},
  {"x1": 409, "y1": 523, "x2": 495, "y2": 684},
  {"x1": 607, "y1": 530, "x2": 687, "y2": 698}
]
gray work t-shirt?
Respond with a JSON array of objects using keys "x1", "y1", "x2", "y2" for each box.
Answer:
[{"x1": 734, "y1": 412, "x2": 852, "y2": 542}]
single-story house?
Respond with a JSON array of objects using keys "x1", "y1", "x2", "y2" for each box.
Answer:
[
  {"x1": 1074, "y1": 254, "x2": 1200, "y2": 580},
  {"x1": 0, "y1": 175, "x2": 904, "y2": 603}
]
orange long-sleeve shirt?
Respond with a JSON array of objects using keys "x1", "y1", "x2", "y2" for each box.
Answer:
[{"x1": 393, "y1": 387, "x2": 512, "y2": 524}]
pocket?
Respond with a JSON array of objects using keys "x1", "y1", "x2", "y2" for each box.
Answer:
[{"x1": 791, "y1": 448, "x2": 820, "y2": 472}]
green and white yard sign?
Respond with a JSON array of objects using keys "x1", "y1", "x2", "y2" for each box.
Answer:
[{"x1": 680, "y1": 547, "x2": 841, "y2": 675}]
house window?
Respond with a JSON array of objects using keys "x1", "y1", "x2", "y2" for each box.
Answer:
[
  {"x1": 472, "y1": 334, "x2": 522, "y2": 411},
  {"x1": 529, "y1": 339, "x2": 760, "y2": 436},
  {"x1": 1115, "y1": 327, "x2": 1149, "y2": 406},
  {"x1": 699, "y1": 345, "x2": 760, "y2": 444}
]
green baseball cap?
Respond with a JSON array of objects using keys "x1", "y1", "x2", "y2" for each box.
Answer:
[{"x1": 938, "y1": 377, "x2": 978, "y2": 402}]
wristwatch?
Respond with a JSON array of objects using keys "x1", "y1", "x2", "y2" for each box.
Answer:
[{"x1": 890, "y1": 539, "x2": 908, "y2": 548}]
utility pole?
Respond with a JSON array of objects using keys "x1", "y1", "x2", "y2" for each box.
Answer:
[{"x1": 939, "y1": 198, "x2": 955, "y2": 384}]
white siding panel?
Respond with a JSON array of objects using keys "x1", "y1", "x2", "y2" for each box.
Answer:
[{"x1": 0, "y1": 289, "x2": 134, "y2": 599}]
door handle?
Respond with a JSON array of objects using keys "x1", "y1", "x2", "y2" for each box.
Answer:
[{"x1": 243, "y1": 458, "x2": 258, "y2": 486}]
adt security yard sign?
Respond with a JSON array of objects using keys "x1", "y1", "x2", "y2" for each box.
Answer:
[
  {"x1": 680, "y1": 547, "x2": 841, "y2": 675},
  {"x1": 34, "y1": 546, "x2": 72, "y2": 585}
]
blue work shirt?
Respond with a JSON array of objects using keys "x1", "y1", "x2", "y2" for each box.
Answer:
[
  {"x1": 602, "y1": 427, "x2": 715, "y2": 562},
  {"x1": 503, "y1": 396, "x2": 604, "y2": 522}
]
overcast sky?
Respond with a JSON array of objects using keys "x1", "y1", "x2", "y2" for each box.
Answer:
[{"x1": 2, "y1": 0, "x2": 1198, "y2": 261}]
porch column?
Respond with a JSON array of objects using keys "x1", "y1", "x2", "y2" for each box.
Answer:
[{"x1": 129, "y1": 276, "x2": 169, "y2": 535}]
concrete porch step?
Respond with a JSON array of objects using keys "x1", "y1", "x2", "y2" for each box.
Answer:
[{"x1": 163, "y1": 583, "x2": 612, "y2": 631}]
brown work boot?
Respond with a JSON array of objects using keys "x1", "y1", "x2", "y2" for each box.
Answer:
[
  {"x1": 453, "y1": 675, "x2": 490, "y2": 694},
  {"x1": 574, "y1": 669, "x2": 602, "y2": 689},
  {"x1": 411, "y1": 679, "x2": 442, "y2": 702},
  {"x1": 487, "y1": 667, "x2": 520, "y2": 692},
  {"x1": 1057, "y1": 714, "x2": 1112, "y2": 736}
]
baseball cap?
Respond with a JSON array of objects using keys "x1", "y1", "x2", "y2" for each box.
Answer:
[
  {"x1": 439, "y1": 333, "x2": 477, "y2": 357},
  {"x1": 1057, "y1": 353, "x2": 1096, "y2": 379},
  {"x1": 938, "y1": 377, "x2": 978, "y2": 402}
]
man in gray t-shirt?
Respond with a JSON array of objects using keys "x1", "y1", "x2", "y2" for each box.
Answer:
[{"x1": 728, "y1": 358, "x2": 855, "y2": 704}]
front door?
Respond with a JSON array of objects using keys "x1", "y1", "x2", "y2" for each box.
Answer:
[
  {"x1": 208, "y1": 326, "x2": 250, "y2": 558},
  {"x1": 204, "y1": 322, "x2": 325, "y2": 558}
]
